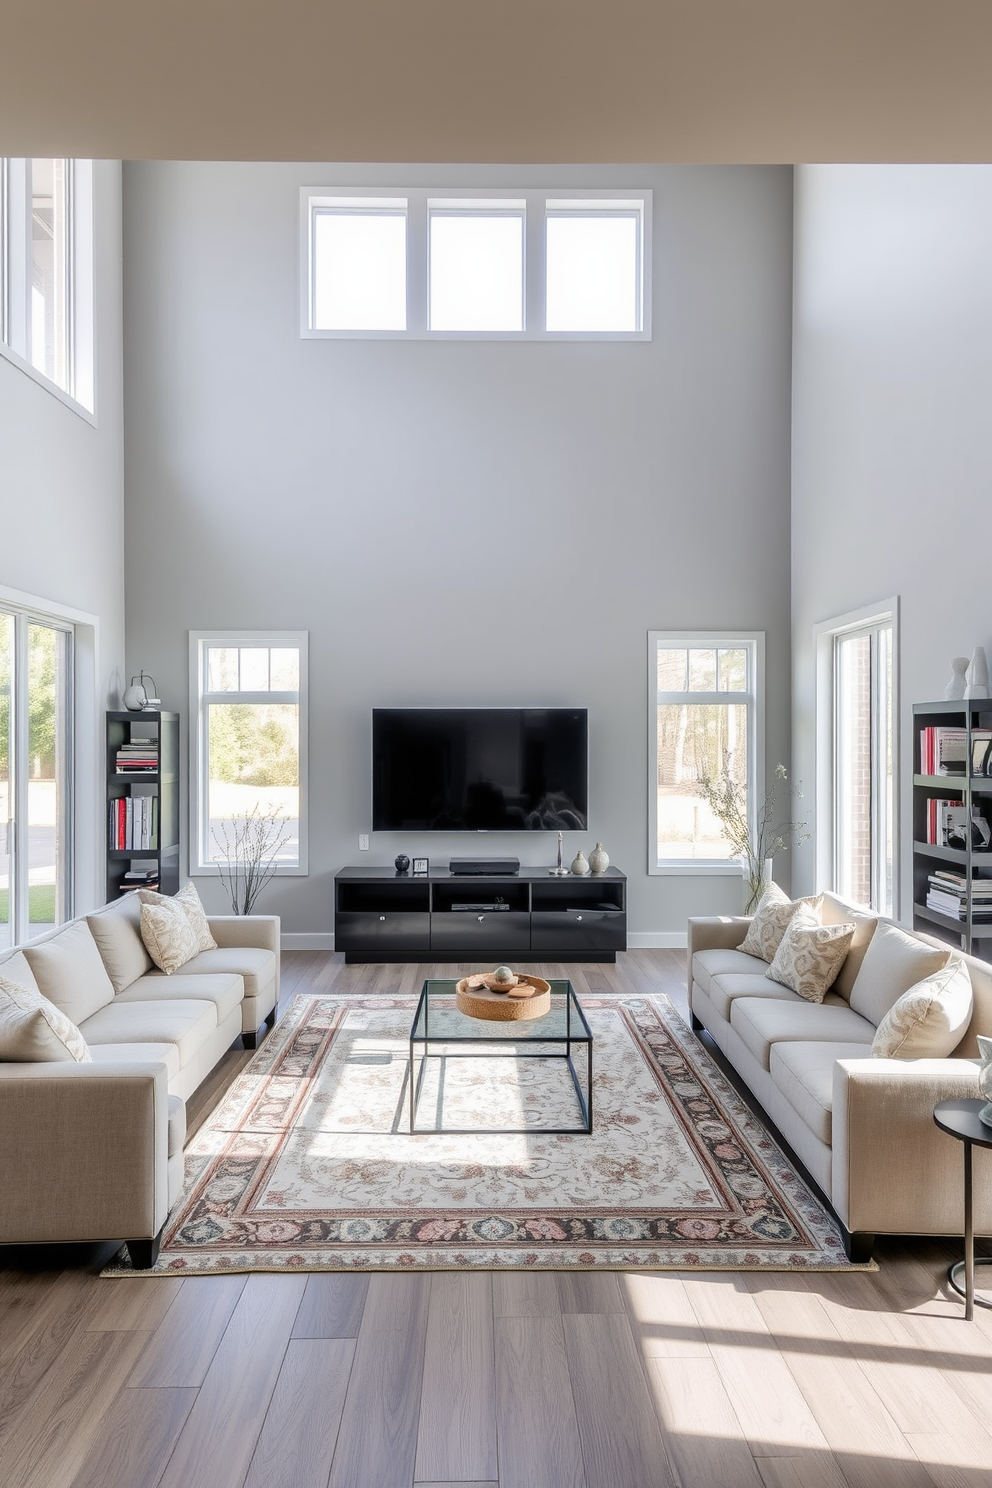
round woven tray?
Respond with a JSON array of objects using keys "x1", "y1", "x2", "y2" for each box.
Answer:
[{"x1": 455, "y1": 974, "x2": 552, "y2": 1022}]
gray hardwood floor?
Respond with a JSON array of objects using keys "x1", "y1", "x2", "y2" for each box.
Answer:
[{"x1": 2, "y1": 949, "x2": 992, "y2": 1488}]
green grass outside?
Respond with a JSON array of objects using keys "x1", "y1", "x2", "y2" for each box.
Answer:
[{"x1": 0, "y1": 884, "x2": 57, "y2": 923}]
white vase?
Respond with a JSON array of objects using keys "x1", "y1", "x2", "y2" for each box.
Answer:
[
  {"x1": 588, "y1": 842, "x2": 610, "y2": 874},
  {"x1": 945, "y1": 657, "x2": 969, "y2": 701},
  {"x1": 966, "y1": 647, "x2": 990, "y2": 699},
  {"x1": 978, "y1": 1035, "x2": 992, "y2": 1127},
  {"x1": 570, "y1": 850, "x2": 590, "y2": 876},
  {"x1": 741, "y1": 856, "x2": 773, "y2": 913}
]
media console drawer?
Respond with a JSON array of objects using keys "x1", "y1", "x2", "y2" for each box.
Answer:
[
  {"x1": 530, "y1": 909, "x2": 626, "y2": 954},
  {"x1": 335, "y1": 911, "x2": 431, "y2": 955},
  {"x1": 430, "y1": 911, "x2": 532, "y2": 954}
]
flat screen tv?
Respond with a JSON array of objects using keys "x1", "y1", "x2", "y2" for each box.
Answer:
[{"x1": 372, "y1": 708, "x2": 588, "y2": 832}]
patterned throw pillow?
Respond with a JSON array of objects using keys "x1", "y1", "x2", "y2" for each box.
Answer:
[
  {"x1": 0, "y1": 974, "x2": 92, "y2": 1062},
  {"x1": 766, "y1": 905, "x2": 856, "y2": 1003},
  {"x1": 139, "y1": 882, "x2": 217, "y2": 971},
  {"x1": 139, "y1": 897, "x2": 200, "y2": 975},
  {"x1": 739, "y1": 882, "x2": 820, "y2": 962},
  {"x1": 871, "y1": 957, "x2": 974, "y2": 1059}
]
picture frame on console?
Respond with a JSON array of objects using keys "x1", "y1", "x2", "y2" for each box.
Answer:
[{"x1": 412, "y1": 856, "x2": 429, "y2": 876}]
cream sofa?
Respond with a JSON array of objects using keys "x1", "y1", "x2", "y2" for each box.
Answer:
[
  {"x1": 689, "y1": 893, "x2": 992, "y2": 1261},
  {"x1": 0, "y1": 893, "x2": 279, "y2": 1267}
]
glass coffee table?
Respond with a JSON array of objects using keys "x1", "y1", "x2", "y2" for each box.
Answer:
[{"x1": 409, "y1": 978, "x2": 593, "y2": 1135}]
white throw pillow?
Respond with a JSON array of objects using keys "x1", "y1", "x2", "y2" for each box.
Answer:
[
  {"x1": 848, "y1": 921, "x2": 950, "y2": 1027},
  {"x1": 140, "y1": 898, "x2": 200, "y2": 975},
  {"x1": 766, "y1": 905, "x2": 856, "y2": 1003},
  {"x1": 139, "y1": 882, "x2": 217, "y2": 969},
  {"x1": 0, "y1": 974, "x2": 92, "y2": 1062},
  {"x1": 739, "y1": 882, "x2": 820, "y2": 963},
  {"x1": 871, "y1": 957, "x2": 974, "y2": 1059}
]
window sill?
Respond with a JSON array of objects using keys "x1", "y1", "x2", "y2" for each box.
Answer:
[
  {"x1": 0, "y1": 342, "x2": 96, "y2": 424},
  {"x1": 649, "y1": 862, "x2": 744, "y2": 877},
  {"x1": 191, "y1": 863, "x2": 308, "y2": 878}
]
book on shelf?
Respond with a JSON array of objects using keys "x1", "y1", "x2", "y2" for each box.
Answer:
[
  {"x1": 925, "y1": 800, "x2": 991, "y2": 848},
  {"x1": 918, "y1": 725, "x2": 992, "y2": 776},
  {"x1": 926, "y1": 892, "x2": 992, "y2": 921},
  {"x1": 109, "y1": 795, "x2": 159, "y2": 851}
]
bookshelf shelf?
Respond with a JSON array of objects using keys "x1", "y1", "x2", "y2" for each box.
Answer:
[
  {"x1": 913, "y1": 702, "x2": 992, "y2": 954},
  {"x1": 106, "y1": 711, "x2": 180, "y2": 902}
]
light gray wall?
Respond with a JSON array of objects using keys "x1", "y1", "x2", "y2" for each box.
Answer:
[
  {"x1": 122, "y1": 162, "x2": 794, "y2": 938},
  {"x1": 0, "y1": 159, "x2": 125, "y2": 910},
  {"x1": 792, "y1": 165, "x2": 992, "y2": 915}
]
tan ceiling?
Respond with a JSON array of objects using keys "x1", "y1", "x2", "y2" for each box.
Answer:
[{"x1": 2, "y1": 0, "x2": 991, "y2": 162}]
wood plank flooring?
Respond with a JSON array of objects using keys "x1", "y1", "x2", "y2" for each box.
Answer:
[{"x1": 2, "y1": 949, "x2": 992, "y2": 1488}]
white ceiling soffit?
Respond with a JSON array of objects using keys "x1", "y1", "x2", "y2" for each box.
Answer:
[{"x1": 2, "y1": 0, "x2": 991, "y2": 163}]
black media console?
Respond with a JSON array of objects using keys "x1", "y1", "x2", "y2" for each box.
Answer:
[{"x1": 334, "y1": 865, "x2": 627, "y2": 964}]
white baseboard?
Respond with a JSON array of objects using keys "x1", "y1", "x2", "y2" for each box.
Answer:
[
  {"x1": 628, "y1": 931, "x2": 688, "y2": 949},
  {"x1": 281, "y1": 932, "x2": 335, "y2": 950}
]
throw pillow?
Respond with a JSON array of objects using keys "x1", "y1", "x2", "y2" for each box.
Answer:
[
  {"x1": 139, "y1": 882, "x2": 217, "y2": 958},
  {"x1": 848, "y1": 921, "x2": 950, "y2": 1027},
  {"x1": 739, "y1": 882, "x2": 820, "y2": 962},
  {"x1": 86, "y1": 893, "x2": 154, "y2": 993},
  {"x1": 139, "y1": 897, "x2": 201, "y2": 975},
  {"x1": 766, "y1": 906, "x2": 856, "y2": 1003},
  {"x1": 0, "y1": 974, "x2": 92, "y2": 1062},
  {"x1": 818, "y1": 896, "x2": 878, "y2": 1002},
  {"x1": 871, "y1": 957, "x2": 974, "y2": 1059}
]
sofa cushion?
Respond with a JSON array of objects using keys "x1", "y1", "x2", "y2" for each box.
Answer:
[
  {"x1": 86, "y1": 1039, "x2": 181, "y2": 1081},
  {"x1": 704, "y1": 973, "x2": 798, "y2": 1023},
  {"x1": 730, "y1": 996, "x2": 874, "y2": 1070},
  {"x1": 769, "y1": 1041, "x2": 872, "y2": 1145},
  {"x1": 80, "y1": 997, "x2": 218, "y2": 1068},
  {"x1": 739, "y1": 883, "x2": 816, "y2": 962},
  {"x1": 0, "y1": 974, "x2": 92, "y2": 1063},
  {"x1": 23, "y1": 922, "x2": 116, "y2": 1026},
  {"x1": 848, "y1": 921, "x2": 950, "y2": 1027},
  {"x1": 117, "y1": 970, "x2": 244, "y2": 1025},
  {"x1": 871, "y1": 956, "x2": 974, "y2": 1059},
  {"x1": 692, "y1": 948, "x2": 772, "y2": 1001},
  {"x1": 0, "y1": 949, "x2": 42, "y2": 995},
  {"x1": 767, "y1": 906, "x2": 856, "y2": 1004},
  {"x1": 140, "y1": 883, "x2": 217, "y2": 958},
  {"x1": 167, "y1": 947, "x2": 275, "y2": 1004},
  {"x1": 819, "y1": 896, "x2": 877, "y2": 1002},
  {"x1": 86, "y1": 894, "x2": 154, "y2": 993}
]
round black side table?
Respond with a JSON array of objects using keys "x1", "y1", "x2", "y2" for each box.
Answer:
[{"x1": 933, "y1": 1098, "x2": 992, "y2": 1321}]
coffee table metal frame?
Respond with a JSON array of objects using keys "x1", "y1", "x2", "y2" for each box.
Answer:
[
  {"x1": 409, "y1": 978, "x2": 593, "y2": 1135},
  {"x1": 933, "y1": 1097, "x2": 992, "y2": 1321}
]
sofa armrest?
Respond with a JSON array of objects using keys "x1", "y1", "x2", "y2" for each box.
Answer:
[
  {"x1": 832, "y1": 1056, "x2": 989, "y2": 1236},
  {"x1": 207, "y1": 914, "x2": 280, "y2": 955},
  {"x1": 687, "y1": 916, "x2": 751, "y2": 960},
  {"x1": 0, "y1": 1060, "x2": 170, "y2": 1246}
]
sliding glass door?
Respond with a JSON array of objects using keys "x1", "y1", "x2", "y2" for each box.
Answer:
[{"x1": 0, "y1": 609, "x2": 73, "y2": 947}]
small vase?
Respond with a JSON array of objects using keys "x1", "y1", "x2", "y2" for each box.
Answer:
[
  {"x1": 945, "y1": 657, "x2": 969, "y2": 701},
  {"x1": 571, "y1": 850, "x2": 590, "y2": 876},
  {"x1": 741, "y1": 856, "x2": 773, "y2": 914},
  {"x1": 588, "y1": 842, "x2": 610, "y2": 874},
  {"x1": 978, "y1": 1036, "x2": 992, "y2": 1127},
  {"x1": 966, "y1": 647, "x2": 990, "y2": 700}
]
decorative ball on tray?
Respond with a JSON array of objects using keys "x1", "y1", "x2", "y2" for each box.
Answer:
[{"x1": 455, "y1": 967, "x2": 552, "y2": 1021}]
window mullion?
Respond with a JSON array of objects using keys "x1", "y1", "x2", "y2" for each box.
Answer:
[{"x1": 406, "y1": 192, "x2": 428, "y2": 336}]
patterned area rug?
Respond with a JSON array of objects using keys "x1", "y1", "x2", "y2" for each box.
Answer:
[{"x1": 107, "y1": 993, "x2": 865, "y2": 1273}]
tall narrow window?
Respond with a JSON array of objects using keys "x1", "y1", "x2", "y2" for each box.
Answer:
[
  {"x1": 0, "y1": 607, "x2": 73, "y2": 945},
  {"x1": 649, "y1": 633, "x2": 762, "y2": 872},
  {"x1": 428, "y1": 201, "x2": 525, "y2": 332},
  {"x1": 816, "y1": 606, "x2": 896, "y2": 915},
  {"x1": 1, "y1": 158, "x2": 92, "y2": 411},
  {"x1": 190, "y1": 633, "x2": 308, "y2": 875}
]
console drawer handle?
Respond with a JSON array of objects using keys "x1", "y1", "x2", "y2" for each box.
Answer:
[
  {"x1": 478, "y1": 915, "x2": 485, "y2": 922},
  {"x1": 576, "y1": 914, "x2": 583, "y2": 921},
  {"x1": 379, "y1": 915, "x2": 386, "y2": 922}
]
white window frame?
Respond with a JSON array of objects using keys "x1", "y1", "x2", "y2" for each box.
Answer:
[
  {"x1": 189, "y1": 631, "x2": 309, "y2": 877},
  {"x1": 0, "y1": 158, "x2": 95, "y2": 420},
  {"x1": 648, "y1": 631, "x2": 764, "y2": 876},
  {"x1": 814, "y1": 599, "x2": 899, "y2": 916},
  {"x1": 300, "y1": 187, "x2": 652, "y2": 342}
]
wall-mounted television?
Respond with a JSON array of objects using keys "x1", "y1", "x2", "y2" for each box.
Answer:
[{"x1": 372, "y1": 707, "x2": 588, "y2": 832}]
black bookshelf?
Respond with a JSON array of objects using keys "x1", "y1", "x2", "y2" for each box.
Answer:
[
  {"x1": 912, "y1": 701, "x2": 992, "y2": 954},
  {"x1": 106, "y1": 710, "x2": 180, "y2": 901}
]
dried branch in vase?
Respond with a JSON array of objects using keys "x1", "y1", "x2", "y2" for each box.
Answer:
[
  {"x1": 696, "y1": 762, "x2": 810, "y2": 914},
  {"x1": 211, "y1": 805, "x2": 291, "y2": 915}
]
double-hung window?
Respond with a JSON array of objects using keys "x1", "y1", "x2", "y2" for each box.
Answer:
[
  {"x1": 302, "y1": 188, "x2": 651, "y2": 341},
  {"x1": 649, "y1": 633, "x2": 762, "y2": 873},
  {"x1": 0, "y1": 158, "x2": 94, "y2": 413},
  {"x1": 815, "y1": 604, "x2": 896, "y2": 914},
  {"x1": 190, "y1": 633, "x2": 308, "y2": 875}
]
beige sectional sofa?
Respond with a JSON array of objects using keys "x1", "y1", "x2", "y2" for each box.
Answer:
[
  {"x1": 0, "y1": 894, "x2": 279, "y2": 1267},
  {"x1": 689, "y1": 893, "x2": 992, "y2": 1261}
]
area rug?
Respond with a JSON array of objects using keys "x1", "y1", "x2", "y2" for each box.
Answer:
[{"x1": 105, "y1": 992, "x2": 866, "y2": 1274}]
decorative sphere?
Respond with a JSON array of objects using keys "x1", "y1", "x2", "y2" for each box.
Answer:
[
  {"x1": 394, "y1": 854, "x2": 410, "y2": 873},
  {"x1": 493, "y1": 965, "x2": 515, "y2": 986}
]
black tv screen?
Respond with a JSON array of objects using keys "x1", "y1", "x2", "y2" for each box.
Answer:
[{"x1": 372, "y1": 708, "x2": 588, "y2": 832}]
